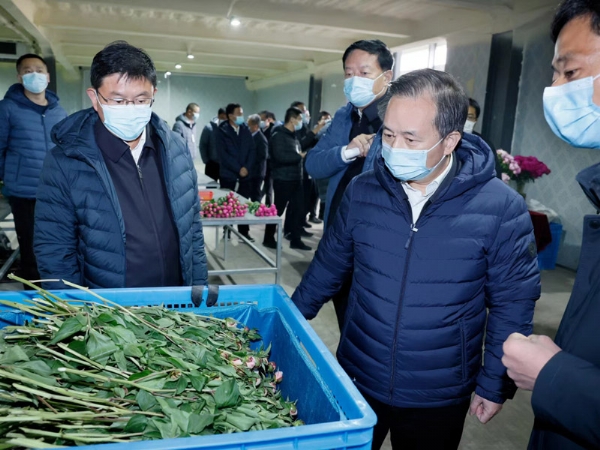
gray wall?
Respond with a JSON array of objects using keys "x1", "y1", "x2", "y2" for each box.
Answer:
[
  {"x1": 511, "y1": 14, "x2": 600, "y2": 270},
  {"x1": 254, "y1": 78, "x2": 310, "y2": 123},
  {"x1": 0, "y1": 61, "x2": 16, "y2": 98},
  {"x1": 321, "y1": 71, "x2": 348, "y2": 117},
  {"x1": 444, "y1": 36, "x2": 492, "y2": 133}
]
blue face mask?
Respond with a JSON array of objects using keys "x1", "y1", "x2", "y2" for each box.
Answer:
[
  {"x1": 381, "y1": 138, "x2": 446, "y2": 181},
  {"x1": 22, "y1": 72, "x2": 48, "y2": 94},
  {"x1": 344, "y1": 72, "x2": 386, "y2": 108},
  {"x1": 294, "y1": 120, "x2": 303, "y2": 131},
  {"x1": 543, "y1": 74, "x2": 600, "y2": 149},
  {"x1": 235, "y1": 115, "x2": 245, "y2": 126},
  {"x1": 97, "y1": 93, "x2": 152, "y2": 141},
  {"x1": 260, "y1": 120, "x2": 267, "y2": 129}
]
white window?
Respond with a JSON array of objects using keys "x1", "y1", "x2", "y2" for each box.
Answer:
[{"x1": 393, "y1": 40, "x2": 447, "y2": 78}]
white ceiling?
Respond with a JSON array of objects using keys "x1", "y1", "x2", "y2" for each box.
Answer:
[{"x1": 0, "y1": 0, "x2": 557, "y2": 86}]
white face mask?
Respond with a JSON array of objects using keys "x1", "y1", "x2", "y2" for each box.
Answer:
[
  {"x1": 463, "y1": 120, "x2": 476, "y2": 134},
  {"x1": 193, "y1": 112, "x2": 200, "y2": 121}
]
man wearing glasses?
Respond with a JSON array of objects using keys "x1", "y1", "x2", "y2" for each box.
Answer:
[{"x1": 34, "y1": 41, "x2": 208, "y2": 289}]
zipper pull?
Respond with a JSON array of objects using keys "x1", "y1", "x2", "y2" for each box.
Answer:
[
  {"x1": 136, "y1": 165, "x2": 144, "y2": 183},
  {"x1": 405, "y1": 224, "x2": 418, "y2": 249}
]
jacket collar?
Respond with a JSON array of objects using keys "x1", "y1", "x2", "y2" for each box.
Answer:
[
  {"x1": 576, "y1": 162, "x2": 600, "y2": 211},
  {"x1": 4, "y1": 83, "x2": 60, "y2": 111},
  {"x1": 94, "y1": 120, "x2": 156, "y2": 163}
]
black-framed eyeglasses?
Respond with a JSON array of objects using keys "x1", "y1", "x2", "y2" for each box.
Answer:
[{"x1": 96, "y1": 90, "x2": 154, "y2": 107}]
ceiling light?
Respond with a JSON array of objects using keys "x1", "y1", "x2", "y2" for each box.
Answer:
[
  {"x1": 175, "y1": 64, "x2": 182, "y2": 69},
  {"x1": 230, "y1": 16, "x2": 241, "y2": 27},
  {"x1": 187, "y1": 54, "x2": 194, "y2": 59},
  {"x1": 164, "y1": 71, "x2": 172, "y2": 78}
]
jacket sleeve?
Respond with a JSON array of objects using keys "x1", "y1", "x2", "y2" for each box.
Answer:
[
  {"x1": 172, "y1": 121, "x2": 185, "y2": 138},
  {"x1": 299, "y1": 129, "x2": 317, "y2": 151},
  {"x1": 256, "y1": 135, "x2": 268, "y2": 166},
  {"x1": 477, "y1": 194, "x2": 541, "y2": 404},
  {"x1": 270, "y1": 133, "x2": 302, "y2": 166},
  {"x1": 34, "y1": 150, "x2": 82, "y2": 289},
  {"x1": 199, "y1": 125, "x2": 211, "y2": 164},
  {"x1": 291, "y1": 181, "x2": 355, "y2": 319},
  {"x1": 189, "y1": 163, "x2": 208, "y2": 286},
  {"x1": 305, "y1": 114, "x2": 351, "y2": 179},
  {"x1": 216, "y1": 128, "x2": 242, "y2": 175},
  {"x1": 531, "y1": 351, "x2": 600, "y2": 448},
  {"x1": 243, "y1": 129, "x2": 255, "y2": 172},
  {"x1": 0, "y1": 101, "x2": 9, "y2": 180}
]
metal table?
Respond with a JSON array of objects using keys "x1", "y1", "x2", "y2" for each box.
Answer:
[{"x1": 200, "y1": 189, "x2": 283, "y2": 284}]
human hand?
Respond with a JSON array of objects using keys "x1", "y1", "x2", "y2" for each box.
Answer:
[
  {"x1": 239, "y1": 167, "x2": 248, "y2": 177},
  {"x1": 348, "y1": 134, "x2": 375, "y2": 157},
  {"x1": 469, "y1": 394, "x2": 502, "y2": 424},
  {"x1": 314, "y1": 118, "x2": 327, "y2": 133},
  {"x1": 502, "y1": 333, "x2": 561, "y2": 391}
]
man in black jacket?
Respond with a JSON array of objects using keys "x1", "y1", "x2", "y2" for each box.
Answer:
[
  {"x1": 259, "y1": 110, "x2": 278, "y2": 205},
  {"x1": 216, "y1": 103, "x2": 255, "y2": 241},
  {"x1": 199, "y1": 107, "x2": 226, "y2": 181},
  {"x1": 247, "y1": 114, "x2": 268, "y2": 203},
  {"x1": 262, "y1": 107, "x2": 311, "y2": 251},
  {"x1": 503, "y1": 1, "x2": 600, "y2": 449}
]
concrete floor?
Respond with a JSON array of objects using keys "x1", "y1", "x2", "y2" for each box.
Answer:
[{"x1": 200, "y1": 216, "x2": 574, "y2": 450}]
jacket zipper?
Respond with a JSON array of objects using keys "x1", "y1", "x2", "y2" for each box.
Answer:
[{"x1": 41, "y1": 114, "x2": 48, "y2": 151}]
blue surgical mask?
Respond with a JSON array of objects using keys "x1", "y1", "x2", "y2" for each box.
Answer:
[
  {"x1": 260, "y1": 120, "x2": 266, "y2": 129},
  {"x1": 22, "y1": 72, "x2": 48, "y2": 94},
  {"x1": 97, "y1": 93, "x2": 152, "y2": 141},
  {"x1": 193, "y1": 112, "x2": 200, "y2": 121},
  {"x1": 294, "y1": 120, "x2": 303, "y2": 131},
  {"x1": 543, "y1": 74, "x2": 600, "y2": 149},
  {"x1": 382, "y1": 138, "x2": 446, "y2": 181},
  {"x1": 344, "y1": 72, "x2": 387, "y2": 108},
  {"x1": 235, "y1": 115, "x2": 245, "y2": 126},
  {"x1": 301, "y1": 113, "x2": 310, "y2": 125}
]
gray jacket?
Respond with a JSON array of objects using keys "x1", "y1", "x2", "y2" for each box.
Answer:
[{"x1": 172, "y1": 114, "x2": 198, "y2": 160}]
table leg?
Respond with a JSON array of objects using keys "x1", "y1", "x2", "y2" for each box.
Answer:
[{"x1": 276, "y1": 221, "x2": 282, "y2": 284}]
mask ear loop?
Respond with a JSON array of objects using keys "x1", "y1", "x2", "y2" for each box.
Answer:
[{"x1": 375, "y1": 70, "x2": 392, "y2": 97}]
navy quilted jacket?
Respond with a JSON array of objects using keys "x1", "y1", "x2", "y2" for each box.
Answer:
[
  {"x1": 34, "y1": 108, "x2": 208, "y2": 289},
  {"x1": 293, "y1": 133, "x2": 541, "y2": 408},
  {"x1": 0, "y1": 83, "x2": 67, "y2": 198}
]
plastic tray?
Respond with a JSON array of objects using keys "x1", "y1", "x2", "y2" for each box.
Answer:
[{"x1": 0, "y1": 285, "x2": 376, "y2": 449}]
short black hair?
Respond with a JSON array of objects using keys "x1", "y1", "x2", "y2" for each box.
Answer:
[
  {"x1": 225, "y1": 103, "x2": 241, "y2": 117},
  {"x1": 186, "y1": 103, "x2": 199, "y2": 112},
  {"x1": 378, "y1": 69, "x2": 468, "y2": 137},
  {"x1": 16, "y1": 54, "x2": 47, "y2": 72},
  {"x1": 319, "y1": 111, "x2": 331, "y2": 120},
  {"x1": 551, "y1": 0, "x2": 600, "y2": 43},
  {"x1": 468, "y1": 98, "x2": 481, "y2": 120},
  {"x1": 284, "y1": 107, "x2": 302, "y2": 124},
  {"x1": 290, "y1": 101, "x2": 305, "y2": 109},
  {"x1": 259, "y1": 110, "x2": 276, "y2": 120},
  {"x1": 218, "y1": 108, "x2": 226, "y2": 115},
  {"x1": 90, "y1": 41, "x2": 157, "y2": 90},
  {"x1": 342, "y1": 40, "x2": 394, "y2": 72}
]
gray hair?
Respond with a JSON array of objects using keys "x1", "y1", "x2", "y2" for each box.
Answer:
[
  {"x1": 247, "y1": 114, "x2": 261, "y2": 126},
  {"x1": 378, "y1": 69, "x2": 468, "y2": 138}
]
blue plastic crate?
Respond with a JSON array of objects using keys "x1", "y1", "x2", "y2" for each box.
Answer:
[
  {"x1": 0, "y1": 285, "x2": 376, "y2": 450},
  {"x1": 538, "y1": 223, "x2": 563, "y2": 270}
]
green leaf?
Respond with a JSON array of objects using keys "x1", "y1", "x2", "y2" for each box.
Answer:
[
  {"x1": 123, "y1": 414, "x2": 148, "y2": 433},
  {"x1": 152, "y1": 418, "x2": 179, "y2": 439},
  {"x1": 214, "y1": 379, "x2": 241, "y2": 409},
  {"x1": 156, "y1": 318, "x2": 175, "y2": 328},
  {"x1": 176, "y1": 377, "x2": 188, "y2": 395},
  {"x1": 104, "y1": 326, "x2": 137, "y2": 345},
  {"x1": 170, "y1": 409, "x2": 191, "y2": 434},
  {"x1": 113, "y1": 351, "x2": 128, "y2": 372},
  {"x1": 123, "y1": 343, "x2": 143, "y2": 358},
  {"x1": 215, "y1": 365, "x2": 237, "y2": 378},
  {"x1": 189, "y1": 373, "x2": 207, "y2": 393},
  {"x1": 188, "y1": 413, "x2": 214, "y2": 435},
  {"x1": 13, "y1": 367, "x2": 57, "y2": 386},
  {"x1": 0, "y1": 345, "x2": 29, "y2": 364},
  {"x1": 136, "y1": 389, "x2": 157, "y2": 411},
  {"x1": 67, "y1": 339, "x2": 87, "y2": 357},
  {"x1": 96, "y1": 313, "x2": 118, "y2": 325},
  {"x1": 113, "y1": 387, "x2": 126, "y2": 398},
  {"x1": 128, "y1": 369, "x2": 153, "y2": 381},
  {"x1": 49, "y1": 316, "x2": 85, "y2": 345},
  {"x1": 86, "y1": 329, "x2": 118, "y2": 361},
  {"x1": 226, "y1": 411, "x2": 257, "y2": 431}
]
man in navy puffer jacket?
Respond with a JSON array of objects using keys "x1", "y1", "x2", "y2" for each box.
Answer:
[
  {"x1": 34, "y1": 41, "x2": 207, "y2": 290},
  {"x1": 292, "y1": 69, "x2": 541, "y2": 450},
  {"x1": 0, "y1": 54, "x2": 67, "y2": 283}
]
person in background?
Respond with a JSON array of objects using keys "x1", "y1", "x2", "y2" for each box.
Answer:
[
  {"x1": 290, "y1": 101, "x2": 327, "y2": 227},
  {"x1": 293, "y1": 69, "x2": 540, "y2": 450},
  {"x1": 217, "y1": 103, "x2": 255, "y2": 242},
  {"x1": 315, "y1": 110, "x2": 332, "y2": 220},
  {"x1": 259, "y1": 110, "x2": 277, "y2": 205},
  {"x1": 464, "y1": 97, "x2": 501, "y2": 179},
  {"x1": 259, "y1": 110, "x2": 278, "y2": 141},
  {"x1": 263, "y1": 107, "x2": 311, "y2": 251},
  {"x1": 247, "y1": 114, "x2": 268, "y2": 204},
  {"x1": 172, "y1": 102, "x2": 200, "y2": 160},
  {"x1": 503, "y1": 1, "x2": 600, "y2": 448},
  {"x1": 34, "y1": 41, "x2": 207, "y2": 289},
  {"x1": 199, "y1": 107, "x2": 226, "y2": 181},
  {"x1": 0, "y1": 53, "x2": 67, "y2": 285},
  {"x1": 305, "y1": 39, "x2": 394, "y2": 329}
]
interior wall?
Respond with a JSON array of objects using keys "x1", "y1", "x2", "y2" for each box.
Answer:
[
  {"x1": 444, "y1": 35, "x2": 492, "y2": 133},
  {"x1": 254, "y1": 78, "x2": 311, "y2": 123},
  {"x1": 0, "y1": 61, "x2": 16, "y2": 98},
  {"x1": 320, "y1": 71, "x2": 348, "y2": 117},
  {"x1": 511, "y1": 13, "x2": 600, "y2": 270}
]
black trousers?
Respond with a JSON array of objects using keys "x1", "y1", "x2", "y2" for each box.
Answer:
[
  {"x1": 249, "y1": 177, "x2": 264, "y2": 203},
  {"x1": 262, "y1": 161, "x2": 274, "y2": 206},
  {"x1": 303, "y1": 176, "x2": 319, "y2": 219},
  {"x1": 8, "y1": 196, "x2": 40, "y2": 284},
  {"x1": 264, "y1": 180, "x2": 303, "y2": 243},
  {"x1": 220, "y1": 178, "x2": 252, "y2": 235},
  {"x1": 362, "y1": 391, "x2": 470, "y2": 450},
  {"x1": 205, "y1": 160, "x2": 220, "y2": 182}
]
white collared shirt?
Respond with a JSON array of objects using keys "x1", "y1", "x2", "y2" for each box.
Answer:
[
  {"x1": 130, "y1": 128, "x2": 146, "y2": 165},
  {"x1": 401, "y1": 153, "x2": 453, "y2": 224}
]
